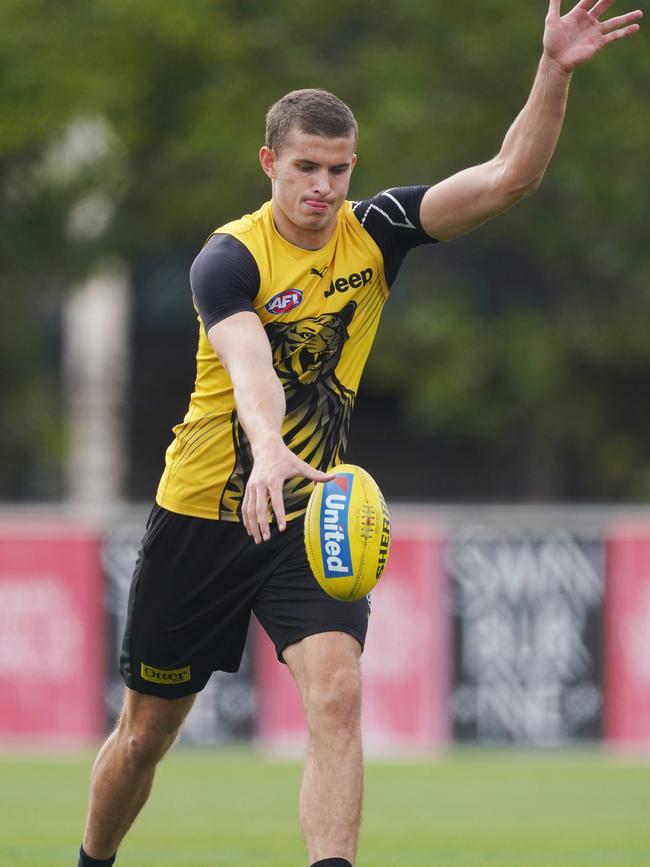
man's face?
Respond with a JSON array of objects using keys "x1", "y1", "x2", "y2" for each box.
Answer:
[{"x1": 260, "y1": 127, "x2": 357, "y2": 249}]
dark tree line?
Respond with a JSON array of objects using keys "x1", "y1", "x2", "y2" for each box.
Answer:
[{"x1": 1, "y1": 0, "x2": 648, "y2": 500}]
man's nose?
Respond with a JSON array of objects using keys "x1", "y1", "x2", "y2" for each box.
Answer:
[{"x1": 312, "y1": 170, "x2": 331, "y2": 196}]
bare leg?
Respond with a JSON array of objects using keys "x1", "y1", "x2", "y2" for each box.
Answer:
[
  {"x1": 284, "y1": 632, "x2": 363, "y2": 865},
  {"x1": 81, "y1": 687, "x2": 196, "y2": 859}
]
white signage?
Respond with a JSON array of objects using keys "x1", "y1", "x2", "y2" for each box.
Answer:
[
  {"x1": 0, "y1": 577, "x2": 83, "y2": 680},
  {"x1": 449, "y1": 528, "x2": 603, "y2": 745}
]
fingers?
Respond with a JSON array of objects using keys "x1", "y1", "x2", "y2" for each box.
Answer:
[
  {"x1": 242, "y1": 483, "x2": 252, "y2": 537},
  {"x1": 603, "y1": 18, "x2": 642, "y2": 39},
  {"x1": 601, "y1": 8, "x2": 643, "y2": 32},
  {"x1": 243, "y1": 478, "x2": 285, "y2": 543},
  {"x1": 587, "y1": 0, "x2": 616, "y2": 16},
  {"x1": 242, "y1": 479, "x2": 265, "y2": 544},
  {"x1": 269, "y1": 486, "x2": 287, "y2": 533},
  {"x1": 241, "y1": 483, "x2": 259, "y2": 543},
  {"x1": 242, "y1": 457, "x2": 338, "y2": 543},
  {"x1": 300, "y1": 462, "x2": 337, "y2": 483},
  {"x1": 572, "y1": 0, "x2": 642, "y2": 34},
  {"x1": 548, "y1": 0, "x2": 562, "y2": 16},
  {"x1": 255, "y1": 485, "x2": 271, "y2": 543},
  {"x1": 242, "y1": 483, "x2": 272, "y2": 543}
]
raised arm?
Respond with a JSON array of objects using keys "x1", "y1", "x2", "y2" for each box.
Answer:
[
  {"x1": 420, "y1": 0, "x2": 642, "y2": 241},
  {"x1": 207, "y1": 312, "x2": 334, "y2": 543}
]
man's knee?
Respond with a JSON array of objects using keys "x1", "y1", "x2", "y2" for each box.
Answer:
[
  {"x1": 115, "y1": 690, "x2": 193, "y2": 769},
  {"x1": 120, "y1": 725, "x2": 179, "y2": 769},
  {"x1": 305, "y1": 667, "x2": 362, "y2": 734}
]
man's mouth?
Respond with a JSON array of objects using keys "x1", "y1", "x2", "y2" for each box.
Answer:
[{"x1": 304, "y1": 199, "x2": 329, "y2": 211}]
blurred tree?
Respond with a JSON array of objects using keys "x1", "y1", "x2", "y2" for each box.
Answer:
[{"x1": 0, "y1": 0, "x2": 648, "y2": 499}]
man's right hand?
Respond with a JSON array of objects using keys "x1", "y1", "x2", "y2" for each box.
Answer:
[
  {"x1": 243, "y1": 432, "x2": 335, "y2": 543},
  {"x1": 543, "y1": 0, "x2": 642, "y2": 75}
]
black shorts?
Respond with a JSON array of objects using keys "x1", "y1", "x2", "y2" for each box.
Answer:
[{"x1": 119, "y1": 504, "x2": 370, "y2": 698}]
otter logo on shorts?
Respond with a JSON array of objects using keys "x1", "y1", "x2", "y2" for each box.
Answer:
[{"x1": 140, "y1": 663, "x2": 191, "y2": 684}]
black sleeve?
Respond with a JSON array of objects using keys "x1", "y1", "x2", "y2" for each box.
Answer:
[
  {"x1": 189, "y1": 233, "x2": 261, "y2": 332},
  {"x1": 351, "y1": 186, "x2": 438, "y2": 288}
]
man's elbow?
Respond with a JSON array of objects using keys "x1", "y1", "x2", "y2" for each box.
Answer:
[
  {"x1": 499, "y1": 163, "x2": 545, "y2": 201},
  {"x1": 519, "y1": 174, "x2": 544, "y2": 196}
]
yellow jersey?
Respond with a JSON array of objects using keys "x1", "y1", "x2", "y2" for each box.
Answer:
[{"x1": 156, "y1": 188, "x2": 435, "y2": 522}]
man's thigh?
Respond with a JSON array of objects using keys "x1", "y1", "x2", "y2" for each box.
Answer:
[
  {"x1": 283, "y1": 632, "x2": 362, "y2": 696},
  {"x1": 120, "y1": 505, "x2": 269, "y2": 698},
  {"x1": 253, "y1": 516, "x2": 370, "y2": 665},
  {"x1": 118, "y1": 687, "x2": 197, "y2": 738}
]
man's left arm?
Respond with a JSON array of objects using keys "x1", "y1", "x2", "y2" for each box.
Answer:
[{"x1": 420, "y1": 0, "x2": 642, "y2": 242}]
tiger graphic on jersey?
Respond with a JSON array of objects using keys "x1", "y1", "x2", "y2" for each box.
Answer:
[{"x1": 219, "y1": 302, "x2": 357, "y2": 517}]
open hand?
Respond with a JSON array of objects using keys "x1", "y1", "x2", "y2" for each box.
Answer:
[
  {"x1": 544, "y1": 0, "x2": 642, "y2": 73},
  {"x1": 242, "y1": 433, "x2": 336, "y2": 543}
]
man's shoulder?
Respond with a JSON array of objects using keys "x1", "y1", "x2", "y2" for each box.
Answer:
[
  {"x1": 346, "y1": 187, "x2": 437, "y2": 288},
  {"x1": 212, "y1": 201, "x2": 271, "y2": 242},
  {"x1": 349, "y1": 188, "x2": 427, "y2": 230},
  {"x1": 200, "y1": 201, "x2": 275, "y2": 276}
]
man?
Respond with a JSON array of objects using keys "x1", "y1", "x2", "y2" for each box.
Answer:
[{"x1": 77, "y1": 1, "x2": 640, "y2": 865}]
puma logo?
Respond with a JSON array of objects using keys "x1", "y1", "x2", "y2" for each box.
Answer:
[{"x1": 310, "y1": 266, "x2": 328, "y2": 279}]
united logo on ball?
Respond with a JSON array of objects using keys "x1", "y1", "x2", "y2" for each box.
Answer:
[{"x1": 304, "y1": 463, "x2": 391, "y2": 601}]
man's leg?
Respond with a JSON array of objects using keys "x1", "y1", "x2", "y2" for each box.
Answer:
[
  {"x1": 80, "y1": 687, "x2": 196, "y2": 860},
  {"x1": 284, "y1": 632, "x2": 363, "y2": 866}
]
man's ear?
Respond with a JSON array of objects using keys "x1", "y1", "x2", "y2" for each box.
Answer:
[{"x1": 259, "y1": 146, "x2": 277, "y2": 179}]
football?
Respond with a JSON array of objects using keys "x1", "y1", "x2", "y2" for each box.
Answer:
[{"x1": 303, "y1": 463, "x2": 391, "y2": 601}]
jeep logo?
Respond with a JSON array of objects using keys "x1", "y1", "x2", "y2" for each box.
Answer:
[{"x1": 324, "y1": 268, "x2": 373, "y2": 297}]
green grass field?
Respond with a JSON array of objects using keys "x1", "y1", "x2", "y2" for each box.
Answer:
[{"x1": 1, "y1": 748, "x2": 649, "y2": 866}]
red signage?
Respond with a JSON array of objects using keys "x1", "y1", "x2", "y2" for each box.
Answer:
[
  {"x1": 0, "y1": 518, "x2": 104, "y2": 744},
  {"x1": 256, "y1": 517, "x2": 449, "y2": 752},
  {"x1": 605, "y1": 521, "x2": 650, "y2": 747}
]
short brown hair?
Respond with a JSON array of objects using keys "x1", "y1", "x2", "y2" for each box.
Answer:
[{"x1": 265, "y1": 89, "x2": 358, "y2": 153}]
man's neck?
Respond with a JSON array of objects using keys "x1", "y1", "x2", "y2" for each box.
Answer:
[{"x1": 270, "y1": 202, "x2": 337, "y2": 251}]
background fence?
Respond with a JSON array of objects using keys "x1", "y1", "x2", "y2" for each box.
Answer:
[{"x1": 2, "y1": 503, "x2": 649, "y2": 751}]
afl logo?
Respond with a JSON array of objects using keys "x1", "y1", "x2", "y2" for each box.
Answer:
[{"x1": 265, "y1": 288, "x2": 303, "y2": 315}]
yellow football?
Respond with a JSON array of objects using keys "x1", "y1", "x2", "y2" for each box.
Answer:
[{"x1": 304, "y1": 463, "x2": 391, "y2": 601}]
